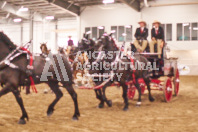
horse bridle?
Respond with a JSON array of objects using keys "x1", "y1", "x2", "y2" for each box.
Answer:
[{"x1": 0, "y1": 41, "x2": 32, "y2": 71}]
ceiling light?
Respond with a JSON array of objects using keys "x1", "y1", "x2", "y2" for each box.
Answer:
[
  {"x1": 86, "y1": 31, "x2": 91, "y2": 34},
  {"x1": 193, "y1": 27, "x2": 198, "y2": 30},
  {"x1": 103, "y1": 0, "x2": 115, "y2": 4},
  {"x1": 19, "y1": 7, "x2": 29, "y2": 12},
  {"x1": 45, "y1": 16, "x2": 54, "y2": 20},
  {"x1": 122, "y1": 33, "x2": 127, "y2": 36},
  {"x1": 111, "y1": 30, "x2": 116, "y2": 33},
  {"x1": 183, "y1": 23, "x2": 189, "y2": 26},
  {"x1": 98, "y1": 26, "x2": 104, "y2": 29},
  {"x1": 13, "y1": 18, "x2": 22, "y2": 23},
  {"x1": 125, "y1": 25, "x2": 131, "y2": 28}
]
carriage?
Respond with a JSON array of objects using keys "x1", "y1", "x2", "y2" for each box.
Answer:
[
  {"x1": 127, "y1": 54, "x2": 179, "y2": 102},
  {"x1": 127, "y1": 43, "x2": 180, "y2": 102},
  {"x1": 77, "y1": 42, "x2": 180, "y2": 102}
]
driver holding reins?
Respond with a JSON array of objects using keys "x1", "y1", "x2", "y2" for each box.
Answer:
[{"x1": 133, "y1": 20, "x2": 148, "y2": 53}]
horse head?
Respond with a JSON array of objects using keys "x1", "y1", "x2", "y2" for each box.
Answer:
[
  {"x1": 97, "y1": 33, "x2": 118, "y2": 53},
  {"x1": 58, "y1": 47, "x2": 66, "y2": 54},
  {"x1": 79, "y1": 33, "x2": 96, "y2": 51},
  {"x1": 40, "y1": 42, "x2": 50, "y2": 55}
]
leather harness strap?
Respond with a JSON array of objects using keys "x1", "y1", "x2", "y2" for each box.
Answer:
[
  {"x1": 130, "y1": 57, "x2": 136, "y2": 84},
  {"x1": 20, "y1": 47, "x2": 37, "y2": 93}
]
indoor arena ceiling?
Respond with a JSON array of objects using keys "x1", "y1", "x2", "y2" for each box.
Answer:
[
  {"x1": 0, "y1": 0, "x2": 197, "y2": 24},
  {"x1": 0, "y1": 0, "x2": 152, "y2": 23}
]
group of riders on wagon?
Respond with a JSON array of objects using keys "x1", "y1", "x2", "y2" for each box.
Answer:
[
  {"x1": 67, "y1": 20, "x2": 165, "y2": 59},
  {"x1": 133, "y1": 20, "x2": 165, "y2": 58}
]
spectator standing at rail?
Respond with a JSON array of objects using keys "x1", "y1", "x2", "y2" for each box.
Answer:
[
  {"x1": 149, "y1": 20, "x2": 164, "y2": 58},
  {"x1": 133, "y1": 20, "x2": 148, "y2": 52},
  {"x1": 68, "y1": 36, "x2": 74, "y2": 47},
  {"x1": 67, "y1": 36, "x2": 74, "y2": 54}
]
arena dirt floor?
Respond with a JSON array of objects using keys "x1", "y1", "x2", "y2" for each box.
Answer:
[{"x1": 0, "y1": 76, "x2": 197, "y2": 132}]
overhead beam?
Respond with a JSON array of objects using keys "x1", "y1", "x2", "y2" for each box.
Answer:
[
  {"x1": 120, "y1": 0, "x2": 141, "y2": 12},
  {"x1": 46, "y1": 0, "x2": 80, "y2": 16},
  {"x1": 0, "y1": 18, "x2": 11, "y2": 24},
  {"x1": 0, "y1": 1, "x2": 44, "y2": 21}
]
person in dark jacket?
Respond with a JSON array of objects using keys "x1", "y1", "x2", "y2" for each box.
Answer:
[
  {"x1": 67, "y1": 36, "x2": 74, "y2": 55},
  {"x1": 149, "y1": 20, "x2": 164, "y2": 58},
  {"x1": 68, "y1": 36, "x2": 74, "y2": 46},
  {"x1": 133, "y1": 20, "x2": 148, "y2": 52}
]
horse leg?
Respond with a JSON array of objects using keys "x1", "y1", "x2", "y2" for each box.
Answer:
[
  {"x1": 94, "y1": 89, "x2": 104, "y2": 108},
  {"x1": 144, "y1": 78, "x2": 155, "y2": 102},
  {"x1": 47, "y1": 81, "x2": 63, "y2": 116},
  {"x1": 12, "y1": 89, "x2": 29, "y2": 124},
  {"x1": 101, "y1": 86, "x2": 112, "y2": 107},
  {"x1": 26, "y1": 85, "x2": 30, "y2": 94},
  {"x1": 73, "y1": 70, "x2": 77, "y2": 79},
  {"x1": 0, "y1": 86, "x2": 11, "y2": 97},
  {"x1": 134, "y1": 79, "x2": 142, "y2": 107},
  {"x1": 120, "y1": 83, "x2": 129, "y2": 111},
  {"x1": 62, "y1": 83, "x2": 80, "y2": 120}
]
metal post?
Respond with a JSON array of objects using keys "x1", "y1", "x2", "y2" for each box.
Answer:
[
  {"x1": 55, "y1": 20, "x2": 58, "y2": 52},
  {"x1": 29, "y1": 12, "x2": 34, "y2": 52},
  {"x1": 77, "y1": 16, "x2": 81, "y2": 41},
  {"x1": 20, "y1": 22, "x2": 23, "y2": 46}
]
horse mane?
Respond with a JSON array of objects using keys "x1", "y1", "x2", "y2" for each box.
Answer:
[
  {"x1": 0, "y1": 32, "x2": 16, "y2": 49},
  {"x1": 109, "y1": 37, "x2": 119, "y2": 50}
]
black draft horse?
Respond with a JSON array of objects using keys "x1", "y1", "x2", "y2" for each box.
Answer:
[
  {"x1": 79, "y1": 34, "x2": 113, "y2": 108},
  {"x1": 80, "y1": 34, "x2": 154, "y2": 110},
  {"x1": 0, "y1": 32, "x2": 80, "y2": 124}
]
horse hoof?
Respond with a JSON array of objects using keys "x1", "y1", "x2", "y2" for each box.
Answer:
[
  {"x1": 149, "y1": 97, "x2": 155, "y2": 102},
  {"x1": 72, "y1": 116, "x2": 78, "y2": 121},
  {"x1": 77, "y1": 112, "x2": 80, "y2": 117},
  {"x1": 18, "y1": 119, "x2": 26, "y2": 124},
  {"x1": 123, "y1": 107, "x2": 128, "y2": 111},
  {"x1": 98, "y1": 103, "x2": 104, "y2": 108},
  {"x1": 107, "y1": 100, "x2": 112, "y2": 107},
  {"x1": 47, "y1": 110, "x2": 54, "y2": 117}
]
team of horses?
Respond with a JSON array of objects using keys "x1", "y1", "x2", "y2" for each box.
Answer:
[{"x1": 0, "y1": 32, "x2": 155, "y2": 124}]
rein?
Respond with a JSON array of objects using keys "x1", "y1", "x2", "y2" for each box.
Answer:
[{"x1": 67, "y1": 46, "x2": 95, "y2": 56}]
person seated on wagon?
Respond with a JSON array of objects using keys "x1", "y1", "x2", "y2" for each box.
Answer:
[
  {"x1": 133, "y1": 20, "x2": 148, "y2": 52},
  {"x1": 149, "y1": 20, "x2": 165, "y2": 58}
]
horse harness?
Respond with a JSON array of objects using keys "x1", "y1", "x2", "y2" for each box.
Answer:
[{"x1": 0, "y1": 41, "x2": 37, "y2": 92}]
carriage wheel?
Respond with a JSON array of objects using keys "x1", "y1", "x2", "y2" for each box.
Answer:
[
  {"x1": 140, "y1": 83, "x2": 146, "y2": 94},
  {"x1": 174, "y1": 69, "x2": 180, "y2": 96},
  {"x1": 163, "y1": 78, "x2": 173, "y2": 102},
  {"x1": 127, "y1": 84, "x2": 136, "y2": 100}
]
